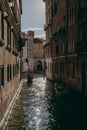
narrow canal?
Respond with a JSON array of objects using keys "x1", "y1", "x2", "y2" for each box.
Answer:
[{"x1": 6, "y1": 74, "x2": 87, "y2": 130}]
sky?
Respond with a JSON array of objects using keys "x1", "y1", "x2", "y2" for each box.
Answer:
[{"x1": 21, "y1": 0, "x2": 45, "y2": 39}]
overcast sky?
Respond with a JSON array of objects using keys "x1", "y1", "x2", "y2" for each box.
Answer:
[{"x1": 21, "y1": 0, "x2": 45, "y2": 39}]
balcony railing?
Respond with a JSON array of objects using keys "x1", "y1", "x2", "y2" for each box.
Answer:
[
  {"x1": 75, "y1": 40, "x2": 87, "y2": 53},
  {"x1": 78, "y1": 7, "x2": 87, "y2": 24}
]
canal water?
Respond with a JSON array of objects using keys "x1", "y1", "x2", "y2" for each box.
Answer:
[{"x1": 6, "y1": 75, "x2": 87, "y2": 130}]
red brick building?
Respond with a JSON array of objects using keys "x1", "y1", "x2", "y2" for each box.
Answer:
[
  {"x1": 33, "y1": 38, "x2": 45, "y2": 72},
  {"x1": 44, "y1": 0, "x2": 87, "y2": 95},
  {"x1": 51, "y1": 0, "x2": 67, "y2": 82},
  {"x1": 76, "y1": 0, "x2": 87, "y2": 95},
  {"x1": 44, "y1": 0, "x2": 52, "y2": 80}
]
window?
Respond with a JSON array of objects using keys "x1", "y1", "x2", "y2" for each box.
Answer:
[
  {"x1": 10, "y1": 64, "x2": 12, "y2": 80},
  {"x1": 51, "y1": 8, "x2": 54, "y2": 18},
  {"x1": 56, "y1": 45, "x2": 59, "y2": 55},
  {"x1": 13, "y1": 34, "x2": 15, "y2": 49},
  {"x1": 7, "y1": 65, "x2": 9, "y2": 82},
  {"x1": 69, "y1": 9, "x2": 72, "y2": 25},
  {"x1": 15, "y1": 64, "x2": 17, "y2": 76},
  {"x1": 67, "y1": 62, "x2": 75, "y2": 79},
  {"x1": 48, "y1": 62, "x2": 49, "y2": 72},
  {"x1": 1, "y1": 65, "x2": 4, "y2": 86},
  {"x1": 1, "y1": 13, "x2": 4, "y2": 39},
  {"x1": 82, "y1": 31, "x2": 87, "y2": 41},
  {"x1": 10, "y1": 28, "x2": 11, "y2": 46},
  {"x1": 72, "y1": 63, "x2": 75, "y2": 79},
  {"x1": 55, "y1": 62, "x2": 58, "y2": 74},
  {"x1": 62, "y1": 15, "x2": 66, "y2": 27},
  {"x1": 57, "y1": 0, "x2": 59, "y2": 11},
  {"x1": 51, "y1": 0, "x2": 58, "y2": 18},
  {"x1": 7, "y1": 24, "x2": 10, "y2": 45},
  {"x1": 4, "y1": 19, "x2": 7, "y2": 44},
  {"x1": 53, "y1": 63, "x2": 55, "y2": 73},
  {"x1": 7, "y1": 64, "x2": 12, "y2": 82},
  {"x1": 85, "y1": 0, "x2": 87, "y2": 7},
  {"x1": 54, "y1": 2, "x2": 57, "y2": 14},
  {"x1": 60, "y1": 63, "x2": 64, "y2": 76},
  {"x1": 50, "y1": 62, "x2": 51, "y2": 73},
  {"x1": 69, "y1": 5, "x2": 77, "y2": 26},
  {"x1": 68, "y1": 38, "x2": 75, "y2": 52},
  {"x1": 61, "y1": 43, "x2": 65, "y2": 54},
  {"x1": 80, "y1": 0, "x2": 87, "y2": 7},
  {"x1": 0, "y1": 11, "x2": 2, "y2": 39},
  {"x1": 13, "y1": 64, "x2": 15, "y2": 77},
  {"x1": 11, "y1": 31, "x2": 13, "y2": 49},
  {"x1": 62, "y1": 0, "x2": 66, "y2": 6}
]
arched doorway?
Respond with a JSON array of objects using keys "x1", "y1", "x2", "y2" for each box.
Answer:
[{"x1": 37, "y1": 60, "x2": 43, "y2": 72}]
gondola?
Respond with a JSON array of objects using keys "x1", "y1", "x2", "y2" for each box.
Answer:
[{"x1": 27, "y1": 74, "x2": 33, "y2": 84}]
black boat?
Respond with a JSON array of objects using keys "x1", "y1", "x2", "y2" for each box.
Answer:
[
  {"x1": 27, "y1": 74, "x2": 33, "y2": 84},
  {"x1": 55, "y1": 82, "x2": 68, "y2": 96}
]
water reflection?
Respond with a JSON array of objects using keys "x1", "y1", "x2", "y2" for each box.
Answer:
[
  {"x1": 5, "y1": 75, "x2": 87, "y2": 130},
  {"x1": 6, "y1": 76, "x2": 57, "y2": 130}
]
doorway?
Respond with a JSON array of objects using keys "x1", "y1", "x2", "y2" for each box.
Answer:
[{"x1": 37, "y1": 61, "x2": 43, "y2": 72}]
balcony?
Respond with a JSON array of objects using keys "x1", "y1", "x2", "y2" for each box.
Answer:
[
  {"x1": 18, "y1": 38, "x2": 25, "y2": 52},
  {"x1": 75, "y1": 40, "x2": 87, "y2": 53},
  {"x1": 58, "y1": 27, "x2": 65, "y2": 36},
  {"x1": 44, "y1": 24, "x2": 48, "y2": 31},
  {"x1": 78, "y1": 7, "x2": 87, "y2": 24},
  {"x1": 52, "y1": 31, "x2": 58, "y2": 40},
  {"x1": 5, "y1": 45, "x2": 11, "y2": 52},
  {"x1": 0, "y1": 39, "x2": 5, "y2": 47},
  {"x1": 12, "y1": 50, "x2": 18, "y2": 56},
  {"x1": 9, "y1": 2, "x2": 14, "y2": 8},
  {"x1": 47, "y1": 37, "x2": 51, "y2": 44}
]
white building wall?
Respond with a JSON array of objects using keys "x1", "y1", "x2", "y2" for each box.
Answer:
[
  {"x1": 27, "y1": 31, "x2": 34, "y2": 72},
  {"x1": 22, "y1": 35, "x2": 28, "y2": 72}
]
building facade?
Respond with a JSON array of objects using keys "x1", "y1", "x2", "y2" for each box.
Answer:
[
  {"x1": 77, "y1": 0, "x2": 87, "y2": 95},
  {"x1": 0, "y1": 0, "x2": 22, "y2": 128},
  {"x1": 44, "y1": 0, "x2": 52, "y2": 80},
  {"x1": 44, "y1": 0, "x2": 87, "y2": 95},
  {"x1": 21, "y1": 32, "x2": 28, "y2": 72},
  {"x1": 33, "y1": 38, "x2": 45, "y2": 73},
  {"x1": 27, "y1": 30, "x2": 34, "y2": 72}
]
